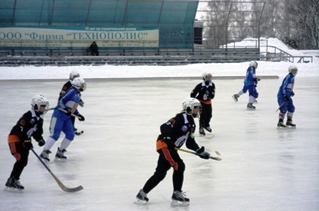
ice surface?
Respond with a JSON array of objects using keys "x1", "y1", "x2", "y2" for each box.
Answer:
[
  {"x1": 0, "y1": 76, "x2": 318, "y2": 211},
  {"x1": 0, "y1": 38, "x2": 318, "y2": 210}
]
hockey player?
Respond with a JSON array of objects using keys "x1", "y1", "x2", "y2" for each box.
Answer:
[
  {"x1": 40, "y1": 77, "x2": 86, "y2": 161},
  {"x1": 136, "y1": 98, "x2": 211, "y2": 205},
  {"x1": 58, "y1": 70, "x2": 84, "y2": 135},
  {"x1": 5, "y1": 95, "x2": 49, "y2": 190},
  {"x1": 277, "y1": 65, "x2": 298, "y2": 127},
  {"x1": 190, "y1": 72, "x2": 216, "y2": 136},
  {"x1": 232, "y1": 61, "x2": 260, "y2": 109}
]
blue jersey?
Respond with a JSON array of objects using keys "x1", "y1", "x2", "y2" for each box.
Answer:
[
  {"x1": 244, "y1": 66, "x2": 256, "y2": 87},
  {"x1": 57, "y1": 87, "x2": 81, "y2": 115},
  {"x1": 49, "y1": 87, "x2": 81, "y2": 141},
  {"x1": 277, "y1": 73, "x2": 295, "y2": 98}
]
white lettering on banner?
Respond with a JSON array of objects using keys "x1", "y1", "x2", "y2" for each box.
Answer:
[{"x1": 0, "y1": 27, "x2": 159, "y2": 48}]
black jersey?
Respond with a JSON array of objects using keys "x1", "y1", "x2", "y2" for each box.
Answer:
[
  {"x1": 9, "y1": 109, "x2": 44, "y2": 142},
  {"x1": 190, "y1": 81, "x2": 216, "y2": 104},
  {"x1": 58, "y1": 80, "x2": 72, "y2": 101},
  {"x1": 159, "y1": 112, "x2": 199, "y2": 150}
]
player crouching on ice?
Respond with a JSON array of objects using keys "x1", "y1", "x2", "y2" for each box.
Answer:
[
  {"x1": 136, "y1": 98, "x2": 211, "y2": 206},
  {"x1": 277, "y1": 65, "x2": 298, "y2": 127},
  {"x1": 5, "y1": 95, "x2": 49, "y2": 191},
  {"x1": 40, "y1": 77, "x2": 86, "y2": 161}
]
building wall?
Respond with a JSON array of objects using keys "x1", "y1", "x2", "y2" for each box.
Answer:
[{"x1": 0, "y1": 0, "x2": 199, "y2": 49}]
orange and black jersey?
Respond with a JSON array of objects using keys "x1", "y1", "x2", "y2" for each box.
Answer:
[
  {"x1": 9, "y1": 110, "x2": 44, "y2": 143},
  {"x1": 190, "y1": 81, "x2": 216, "y2": 105},
  {"x1": 157, "y1": 112, "x2": 200, "y2": 151}
]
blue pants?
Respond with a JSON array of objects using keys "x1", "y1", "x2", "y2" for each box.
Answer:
[
  {"x1": 278, "y1": 98, "x2": 295, "y2": 113},
  {"x1": 242, "y1": 85, "x2": 259, "y2": 98},
  {"x1": 49, "y1": 110, "x2": 75, "y2": 141}
]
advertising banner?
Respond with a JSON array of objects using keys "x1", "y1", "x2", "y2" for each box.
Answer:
[{"x1": 0, "y1": 27, "x2": 159, "y2": 48}]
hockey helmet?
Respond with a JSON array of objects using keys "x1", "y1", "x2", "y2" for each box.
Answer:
[
  {"x1": 182, "y1": 98, "x2": 201, "y2": 113},
  {"x1": 288, "y1": 64, "x2": 298, "y2": 75},
  {"x1": 31, "y1": 94, "x2": 49, "y2": 114},
  {"x1": 69, "y1": 70, "x2": 80, "y2": 80},
  {"x1": 71, "y1": 77, "x2": 87, "y2": 91},
  {"x1": 249, "y1": 61, "x2": 258, "y2": 69},
  {"x1": 202, "y1": 72, "x2": 212, "y2": 81}
]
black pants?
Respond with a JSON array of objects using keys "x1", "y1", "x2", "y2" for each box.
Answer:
[
  {"x1": 200, "y1": 103, "x2": 212, "y2": 128},
  {"x1": 71, "y1": 115, "x2": 76, "y2": 129},
  {"x1": 8, "y1": 142, "x2": 29, "y2": 180},
  {"x1": 143, "y1": 148, "x2": 185, "y2": 193}
]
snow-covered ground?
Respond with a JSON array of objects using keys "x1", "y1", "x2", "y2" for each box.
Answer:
[
  {"x1": 0, "y1": 38, "x2": 318, "y2": 80},
  {"x1": 0, "y1": 38, "x2": 318, "y2": 211}
]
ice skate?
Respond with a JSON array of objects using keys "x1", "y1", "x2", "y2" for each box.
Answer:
[
  {"x1": 277, "y1": 121, "x2": 286, "y2": 128},
  {"x1": 171, "y1": 191, "x2": 190, "y2": 206},
  {"x1": 4, "y1": 177, "x2": 24, "y2": 191},
  {"x1": 286, "y1": 120, "x2": 296, "y2": 127},
  {"x1": 199, "y1": 127, "x2": 205, "y2": 136},
  {"x1": 55, "y1": 147, "x2": 67, "y2": 159},
  {"x1": 203, "y1": 126, "x2": 212, "y2": 133},
  {"x1": 247, "y1": 103, "x2": 256, "y2": 110},
  {"x1": 232, "y1": 94, "x2": 239, "y2": 102},
  {"x1": 135, "y1": 189, "x2": 149, "y2": 204},
  {"x1": 40, "y1": 150, "x2": 51, "y2": 162}
]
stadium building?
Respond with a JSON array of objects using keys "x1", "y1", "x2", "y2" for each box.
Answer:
[{"x1": 0, "y1": 0, "x2": 200, "y2": 52}]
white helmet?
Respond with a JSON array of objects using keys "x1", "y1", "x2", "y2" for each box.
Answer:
[
  {"x1": 249, "y1": 61, "x2": 258, "y2": 69},
  {"x1": 71, "y1": 77, "x2": 87, "y2": 91},
  {"x1": 288, "y1": 64, "x2": 298, "y2": 74},
  {"x1": 202, "y1": 72, "x2": 212, "y2": 81},
  {"x1": 69, "y1": 70, "x2": 80, "y2": 80},
  {"x1": 182, "y1": 98, "x2": 201, "y2": 113},
  {"x1": 31, "y1": 94, "x2": 49, "y2": 114}
]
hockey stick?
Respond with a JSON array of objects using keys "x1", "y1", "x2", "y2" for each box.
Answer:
[
  {"x1": 58, "y1": 108, "x2": 81, "y2": 118},
  {"x1": 30, "y1": 148, "x2": 83, "y2": 192},
  {"x1": 45, "y1": 107, "x2": 81, "y2": 119},
  {"x1": 276, "y1": 102, "x2": 285, "y2": 112},
  {"x1": 175, "y1": 148, "x2": 222, "y2": 161},
  {"x1": 45, "y1": 107, "x2": 56, "y2": 111}
]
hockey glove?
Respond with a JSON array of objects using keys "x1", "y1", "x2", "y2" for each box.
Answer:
[
  {"x1": 283, "y1": 95, "x2": 290, "y2": 101},
  {"x1": 37, "y1": 139, "x2": 45, "y2": 147},
  {"x1": 77, "y1": 114, "x2": 85, "y2": 121},
  {"x1": 79, "y1": 100, "x2": 85, "y2": 107},
  {"x1": 196, "y1": 146, "x2": 210, "y2": 159},
  {"x1": 172, "y1": 162, "x2": 178, "y2": 171},
  {"x1": 23, "y1": 139, "x2": 33, "y2": 150},
  {"x1": 291, "y1": 91, "x2": 295, "y2": 97},
  {"x1": 65, "y1": 110, "x2": 72, "y2": 116},
  {"x1": 163, "y1": 136, "x2": 175, "y2": 149},
  {"x1": 13, "y1": 152, "x2": 21, "y2": 161}
]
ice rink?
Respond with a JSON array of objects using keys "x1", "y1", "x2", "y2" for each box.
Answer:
[{"x1": 0, "y1": 76, "x2": 318, "y2": 211}]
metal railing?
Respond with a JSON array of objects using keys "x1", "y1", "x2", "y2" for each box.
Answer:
[{"x1": 260, "y1": 45, "x2": 313, "y2": 63}]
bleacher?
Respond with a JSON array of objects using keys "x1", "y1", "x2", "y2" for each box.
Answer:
[{"x1": 0, "y1": 47, "x2": 261, "y2": 66}]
